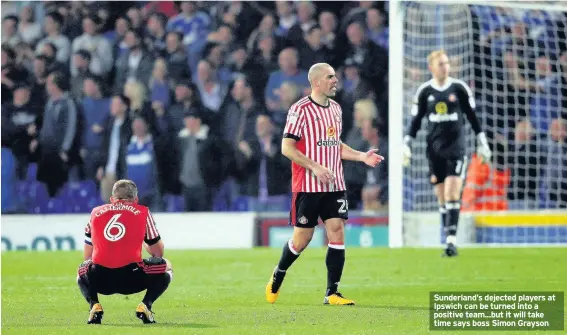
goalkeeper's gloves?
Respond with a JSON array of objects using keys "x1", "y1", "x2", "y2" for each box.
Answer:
[
  {"x1": 476, "y1": 132, "x2": 492, "y2": 164},
  {"x1": 402, "y1": 136, "x2": 412, "y2": 167}
]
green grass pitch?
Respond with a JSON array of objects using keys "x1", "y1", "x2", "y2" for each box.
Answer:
[{"x1": 2, "y1": 247, "x2": 566, "y2": 335}]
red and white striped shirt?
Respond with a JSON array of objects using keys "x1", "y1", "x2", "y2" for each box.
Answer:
[{"x1": 283, "y1": 96, "x2": 346, "y2": 193}]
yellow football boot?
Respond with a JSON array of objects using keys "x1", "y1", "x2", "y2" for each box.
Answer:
[
  {"x1": 324, "y1": 292, "x2": 356, "y2": 305},
  {"x1": 266, "y1": 268, "x2": 283, "y2": 304},
  {"x1": 135, "y1": 302, "x2": 156, "y2": 324},
  {"x1": 87, "y1": 303, "x2": 104, "y2": 324}
]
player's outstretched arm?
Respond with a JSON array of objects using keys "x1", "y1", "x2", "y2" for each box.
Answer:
[
  {"x1": 281, "y1": 137, "x2": 334, "y2": 184},
  {"x1": 340, "y1": 142, "x2": 384, "y2": 167}
]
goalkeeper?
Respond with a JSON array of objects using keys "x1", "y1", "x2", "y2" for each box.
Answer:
[{"x1": 403, "y1": 50, "x2": 491, "y2": 257}]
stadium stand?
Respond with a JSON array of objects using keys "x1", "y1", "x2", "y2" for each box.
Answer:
[{"x1": 1, "y1": 1, "x2": 390, "y2": 214}]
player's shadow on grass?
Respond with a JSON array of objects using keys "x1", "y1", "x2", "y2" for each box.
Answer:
[{"x1": 105, "y1": 322, "x2": 216, "y2": 328}]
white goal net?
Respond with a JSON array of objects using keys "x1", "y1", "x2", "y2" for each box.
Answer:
[{"x1": 398, "y1": 2, "x2": 567, "y2": 245}]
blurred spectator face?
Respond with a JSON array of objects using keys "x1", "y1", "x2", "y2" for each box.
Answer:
[
  {"x1": 20, "y1": 6, "x2": 34, "y2": 23},
  {"x1": 115, "y1": 17, "x2": 130, "y2": 37},
  {"x1": 319, "y1": 12, "x2": 336, "y2": 34},
  {"x1": 231, "y1": 48, "x2": 247, "y2": 66},
  {"x1": 147, "y1": 15, "x2": 163, "y2": 35},
  {"x1": 207, "y1": 45, "x2": 224, "y2": 67},
  {"x1": 41, "y1": 43, "x2": 57, "y2": 59},
  {"x1": 166, "y1": 32, "x2": 181, "y2": 52},
  {"x1": 278, "y1": 48, "x2": 298, "y2": 73},
  {"x1": 260, "y1": 15, "x2": 275, "y2": 33},
  {"x1": 344, "y1": 65, "x2": 359, "y2": 81},
  {"x1": 297, "y1": 2, "x2": 314, "y2": 23},
  {"x1": 258, "y1": 35, "x2": 275, "y2": 54},
  {"x1": 184, "y1": 115, "x2": 201, "y2": 133},
  {"x1": 511, "y1": 23, "x2": 527, "y2": 39},
  {"x1": 359, "y1": 1, "x2": 375, "y2": 9},
  {"x1": 132, "y1": 117, "x2": 148, "y2": 138},
  {"x1": 279, "y1": 82, "x2": 299, "y2": 106},
  {"x1": 354, "y1": 99, "x2": 377, "y2": 128},
  {"x1": 231, "y1": 78, "x2": 249, "y2": 102},
  {"x1": 347, "y1": 23, "x2": 364, "y2": 47},
  {"x1": 125, "y1": 30, "x2": 140, "y2": 49},
  {"x1": 33, "y1": 57, "x2": 47, "y2": 77},
  {"x1": 306, "y1": 27, "x2": 322, "y2": 49},
  {"x1": 550, "y1": 119, "x2": 566, "y2": 142},
  {"x1": 73, "y1": 54, "x2": 89, "y2": 71},
  {"x1": 197, "y1": 61, "x2": 212, "y2": 82},
  {"x1": 366, "y1": 9, "x2": 383, "y2": 30},
  {"x1": 175, "y1": 84, "x2": 193, "y2": 102},
  {"x1": 217, "y1": 26, "x2": 234, "y2": 44},
  {"x1": 152, "y1": 58, "x2": 167, "y2": 80},
  {"x1": 1, "y1": 50, "x2": 9, "y2": 66},
  {"x1": 127, "y1": 7, "x2": 141, "y2": 28},
  {"x1": 82, "y1": 17, "x2": 96, "y2": 36},
  {"x1": 111, "y1": 96, "x2": 127, "y2": 117},
  {"x1": 535, "y1": 56, "x2": 551, "y2": 76},
  {"x1": 429, "y1": 53, "x2": 450, "y2": 81},
  {"x1": 46, "y1": 74, "x2": 58, "y2": 96},
  {"x1": 276, "y1": 1, "x2": 293, "y2": 18},
  {"x1": 256, "y1": 114, "x2": 273, "y2": 138},
  {"x1": 514, "y1": 120, "x2": 533, "y2": 143},
  {"x1": 83, "y1": 78, "x2": 100, "y2": 97},
  {"x1": 560, "y1": 51, "x2": 567, "y2": 74},
  {"x1": 44, "y1": 16, "x2": 58, "y2": 34},
  {"x1": 13, "y1": 87, "x2": 30, "y2": 106},
  {"x1": 181, "y1": 2, "x2": 196, "y2": 15},
  {"x1": 3, "y1": 17, "x2": 18, "y2": 37}
]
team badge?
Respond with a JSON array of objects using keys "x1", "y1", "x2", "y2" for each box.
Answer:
[
  {"x1": 299, "y1": 216, "x2": 308, "y2": 225},
  {"x1": 435, "y1": 102, "x2": 448, "y2": 114},
  {"x1": 327, "y1": 126, "x2": 336, "y2": 137},
  {"x1": 448, "y1": 94, "x2": 456, "y2": 102}
]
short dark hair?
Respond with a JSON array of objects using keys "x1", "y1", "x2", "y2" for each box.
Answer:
[
  {"x1": 3, "y1": 15, "x2": 19, "y2": 25},
  {"x1": 49, "y1": 71, "x2": 69, "y2": 91},
  {"x1": 46, "y1": 11, "x2": 64, "y2": 27}
]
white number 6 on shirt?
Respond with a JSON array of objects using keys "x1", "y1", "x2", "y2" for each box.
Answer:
[{"x1": 104, "y1": 214, "x2": 126, "y2": 242}]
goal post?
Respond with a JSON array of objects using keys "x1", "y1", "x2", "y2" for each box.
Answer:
[{"x1": 388, "y1": 1, "x2": 567, "y2": 247}]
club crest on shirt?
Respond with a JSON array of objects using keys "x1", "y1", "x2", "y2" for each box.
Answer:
[
  {"x1": 448, "y1": 94, "x2": 456, "y2": 102},
  {"x1": 299, "y1": 216, "x2": 308, "y2": 225},
  {"x1": 435, "y1": 102, "x2": 448, "y2": 114},
  {"x1": 327, "y1": 126, "x2": 336, "y2": 137}
]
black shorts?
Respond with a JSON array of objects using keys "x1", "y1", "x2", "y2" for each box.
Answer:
[
  {"x1": 427, "y1": 153, "x2": 468, "y2": 185},
  {"x1": 77, "y1": 258, "x2": 168, "y2": 295},
  {"x1": 289, "y1": 191, "x2": 348, "y2": 228}
]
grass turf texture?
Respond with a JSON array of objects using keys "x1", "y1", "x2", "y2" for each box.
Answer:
[{"x1": 2, "y1": 248, "x2": 566, "y2": 335}]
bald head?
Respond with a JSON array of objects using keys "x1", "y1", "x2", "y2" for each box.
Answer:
[
  {"x1": 308, "y1": 63, "x2": 332, "y2": 85},
  {"x1": 307, "y1": 63, "x2": 338, "y2": 98}
]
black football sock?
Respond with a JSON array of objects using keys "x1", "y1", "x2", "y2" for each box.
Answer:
[
  {"x1": 142, "y1": 271, "x2": 172, "y2": 310},
  {"x1": 273, "y1": 239, "x2": 301, "y2": 292},
  {"x1": 77, "y1": 276, "x2": 99, "y2": 309},
  {"x1": 439, "y1": 205, "x2": 448, "y2": 237},
  {"x1": 445, "y1": 201, "x2": 461, "y2": 244},
  {"x1": 325, "y1": 243, "x2": 345, "y2": 296}
]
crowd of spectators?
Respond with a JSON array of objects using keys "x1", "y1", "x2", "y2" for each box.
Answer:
[{"x1": 1, "y1": 1, "x2": 390, "y2": 214}]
